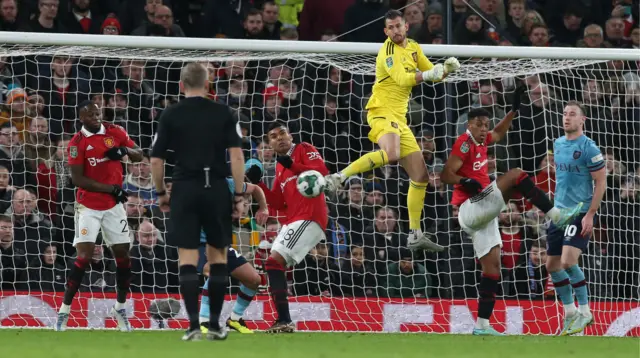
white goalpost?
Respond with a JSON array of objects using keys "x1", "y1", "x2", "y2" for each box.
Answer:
[{"x1": 0, "y1": 32, "x2": 637, "y2": 335}]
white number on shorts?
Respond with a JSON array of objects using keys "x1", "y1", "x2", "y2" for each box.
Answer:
[
  {"x1": 120, "y1": 219, "x2": 129, "y2": 233},
  {"x1": 229, "y1": 248, "x2": 241, "y2": 258},
  {"x1": 564, "y1": 225, "x2": 577, "y2": 238}
]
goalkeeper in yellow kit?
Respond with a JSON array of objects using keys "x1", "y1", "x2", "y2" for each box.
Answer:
[{"x1": 325, "y1": 10, "x2": 460, "y2": 252}]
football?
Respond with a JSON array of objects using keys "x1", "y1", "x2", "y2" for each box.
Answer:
[{"x1": 296, "y1": 170, "x2": 326, "y2": 198}]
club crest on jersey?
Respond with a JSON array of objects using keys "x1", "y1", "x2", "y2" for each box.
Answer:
[
  {"x1": 104, "y1": 137, "x2": 115, "y2": 148},
  {"x1": 412, "y1": 52, "x2": 418, "y2": 62},
  {"x1": 391, "y1": 122, "x2": 398, "y2": 129},
  {"x1": 386, "y1": 56, "x2": 393, "y2": 68},
  {"x1": 573, "y1": 151, "x2": 581, "y2": 159},
  {"x1": 70, "y1": 146, "x2": 78, "y2": 158},
  {"x1": 460, "y1": 141, "x2": 470, "y2": 153}
]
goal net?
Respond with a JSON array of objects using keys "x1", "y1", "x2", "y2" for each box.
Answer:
[{"x1": 0, "y1": 34, "x2": 638, "y2": 336}]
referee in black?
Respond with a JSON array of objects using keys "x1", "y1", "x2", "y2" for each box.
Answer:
[{"x1": 150, "y1": 62, "x2": 245, "y2": 341}]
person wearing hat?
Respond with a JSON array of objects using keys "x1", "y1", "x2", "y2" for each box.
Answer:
[
  {"x1": 336, "y1": 176, "x2": 368, "y2": 240},
  {"x1": 387, "y1": 247, "x2": 431, "y2": 298},
  {"x1": 0, "y1": 87, "x2": 31, "y2": 141},
  {"x1": 364, "y1": 181, "x2": 385, "y2": 207}
]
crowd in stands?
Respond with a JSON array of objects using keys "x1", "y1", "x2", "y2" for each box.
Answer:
[{"x1": 0, "y1": 0, "x2": 638, "y2": 302}]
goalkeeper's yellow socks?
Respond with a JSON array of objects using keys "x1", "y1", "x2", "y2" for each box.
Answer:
[
  {"x1": 341, "y1": 150, "x2": 389, "y2": 178},
  {"x1": 407, "y1": 180, "x2": 428, "y2": 230}
]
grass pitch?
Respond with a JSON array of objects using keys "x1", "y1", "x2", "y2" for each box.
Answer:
[{"x1": 2, "y1": 330, "x2": 638, "y2": 358}]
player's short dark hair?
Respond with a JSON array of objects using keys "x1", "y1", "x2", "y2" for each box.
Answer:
[
  {"x1": 0, "y1": 215, "x2": 11, "y2": 224},
  {"x1": 77, "y1": 99, "x2": 93, "y2": 112},
  {"x1": 245, "y1": 8, "x2": 262, "y2": 20},
  {"x1": 267, "y1": 120, "x2": 288, "y2": 133},
  {"x1": 384, "y1": 9, "x2": 403, "y2": 22},
  {"x1": 528, "y1": 23, "x2": 548, "y2": 36},
  {"x1": 467, "y1": 108, "x2": 491, "y2": 121},
  {"x1": 262, "y1": 0, "x2": 276, "y2": 8},
  {"x1": 565, "y1": 100, "x2": 585, "y2": 116}
]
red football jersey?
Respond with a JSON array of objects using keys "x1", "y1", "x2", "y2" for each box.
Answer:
[
  {"x1": 258, "y1": 142, "x2": 329, "y2": 230},
  {"x1": 450, "y1": 131, "x2": 493, "y2": 206},
  {"x1": 67, "y1": 123, "x2": 135, "y2": 210}
]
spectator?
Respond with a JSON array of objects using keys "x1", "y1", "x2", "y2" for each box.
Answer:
[
  {"x1": 116, "y1": 59, "x2": 155, "y2": 148},
  {"x1": 520, "y1": 10, "x2": 545, "y2": 45},
  {"x1": 405, "y1": 4, "x2": 426, "y2": 41},
  {"x1": 279, "y1": 27, "x2": 298, "y2": 41},
  {"x1": 455, "y1": 81, "x2": 506, "y2": 137},
  {"x1": 256, "y1": 141, "x2": 276, "y2": 189},
  {"x1": 0, "y1": 214, "x2": 26, "y2": 290},
  {"x1": 320, "y1": 29, "x2": 337, "y2": 42},
  {"x1": 0, "y1": 88, "x2": 32, "y2": 138},
  {"x1": 25, "y1": 243, "x2": 66, "y2": 291},
  {"x1": 528, "y1": 24, "x2": 556, "y2": 47},
  {"x1": 454, "y1": 12, "x2": 490, "y2": 45},
  {"x1": 359, "y1": 206, "x2": 407, "y2": 276},
  {"x1": 342, "y1": 0, "x2": 389, "y2": 42},
  {"x1": 23, "y1": 116, "x2": 53, "y2": 173},
  {"x1": 337, "y1": 245, "x2": 380, "y2": 297},
  {"x1": 26, "y1": 92, "x2": 45, "y2": 118},
  {"x1": 326, "y1": 211, "x2": 349, "y2": 264},
  {"x1": 132, "y1": 4, "x2": 185, "y2": 37},
  {"x1": 452, "y1": 0, "x2": 469, "y2": 24},
  {"x1": 505, "y1": 0, "x2": 526, "y2": 44},
  {"x1": 299, "y1": 0, "x2": 356, "y2": 41},
  {"x1": 125, "y1": 193, "x2": 146, "y2": 237},
  {"x1": 262, "y1": 1, "x2": 281, "y2": 40},
  {"x1": 36, "y1": 136, "x2": 70, "y2": 216},
  {"x1": 549, "y1": 6, "x2": 584, "y2": 46},
  {"x1": 202, "y1": 0, "x2": 252, "y2": 38},
  {"x1": 424, "y1": 164, "x2": 448, "y2": 232},
  {"x1": 364, "y1": 181, "x2": 385, "y2": 208},
  {"x1": 123, "y1": 153, "x2": 156, "y2": 207},
  {"x1": 100, "y1": 15, "x2": 121, "y2": 35},
  {"x1": 0, "y1": 164, "x2": 13, "y2": 213},
  {"x1": 387, "y1": 248, "x2": 431, "y2": 298},
  {"x1": 292, "y1": 241, "x2": 340, "y2": 296},
  {"x1": 578, "y1": 24, "x2": 606, "y2": 48},
  {"x1": 0, "y1": 0, "x2": 19, "y2": 31},
  {"x1": 424, "y1": 7, "x2": 444, "y2": 43},
  {"x1": 0, "y1": 123, "x2": 35, "y2": 189},
  {"x1": 498, "y1": 202, "x2": 529, "y2": 271},
  {"x1": 64, "y1": 0, "x2": 105, "y2": 34},
  {"x1": 605, "y1": 16, "x2": 629, "y2": 47},
  {"x1": 130, "y1": 220, "x2": 177, "y2": 293},
  {"x1": 512, "y1": 238, "x2": 549, "y2": 298},
  {"x1": 25, "y1": 0, "x2": 67, "y2": 33},
  {"x1": 337, "y1": 176, "x2": 369, "y2": 241},
  {"x1": 630, "y1": 26, "x2": 639, "y2": 49},
  {"x1": 9, "y1": 189, "x2": 51, "y2": 262},
  {"x1": 79, "y1": 243, "x2": 116, "y2": 292}
]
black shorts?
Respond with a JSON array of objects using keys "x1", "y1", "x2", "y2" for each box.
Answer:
[
  {"x1": 168, "y1": 179, "x2": 232, "y2": 250},
  {"x1": 546, "y1": 213, "x2": 592, "y2": 256}
]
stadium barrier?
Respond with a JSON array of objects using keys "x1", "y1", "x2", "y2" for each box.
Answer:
[{"x1": 1, "y1": 292, "x2": 638, "y2": 336}]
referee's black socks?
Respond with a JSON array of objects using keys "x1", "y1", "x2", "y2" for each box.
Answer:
[
  {"x1": 514, "y1": 171, "x2": 553, "y2": 213},
  {"x1": 179, "y1": 265, "x2": 201, "y2": 331},
  {"x1": 266, "y1": 257, "x2": 291, "y2": 323},
  {"x1": 207, "y1": 263, "x2": 228, "y2": 331}
]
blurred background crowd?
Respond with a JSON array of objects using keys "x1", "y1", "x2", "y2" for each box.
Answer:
[{"x1": 0, "y1": 0, "x2": 638, "y2": 302}]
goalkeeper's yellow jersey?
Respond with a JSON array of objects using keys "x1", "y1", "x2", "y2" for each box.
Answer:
[{"x1": 365, "y1": 38, "x2": 434, "y2": 116}]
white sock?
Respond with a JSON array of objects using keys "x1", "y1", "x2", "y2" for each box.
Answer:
[
  {"x1": 199, "y1": 317, "x2": 210, "y2": 324},
  {"x1": 578, "y1": 304, "x2": 590, "y2": 316},
  {"x1": 230, "y1": 312, "x2": 242, "y2": 321},
  {"x1": 546, "y1": 207, "x2": 561, "y2": 222},
  {"x1": 475, "y1": 318, "x2": 490, "y2": 329},
  {"x1": 565, "y1": 304, "x2": 577, "y2": 316},
  {"x1": 59, "y1": 304, "x2": 70, "y2": 314},
  {"x1": 114, "y1": 301, "x2": 126, "y2": 311}
]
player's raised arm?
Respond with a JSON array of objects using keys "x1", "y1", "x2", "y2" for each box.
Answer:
[
  {"x1": 441, "y1": 153, "x2": 465, "y2": 185},
  {"x1": 489, "y1": 86, "x2": 525, "y2": 144}
]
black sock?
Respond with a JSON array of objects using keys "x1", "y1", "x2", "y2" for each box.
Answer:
[
  {"x1": 478, "y1": 273, "x2": 500, "y2": 320},
  {"x1": 63, "y1": 257, "x2": 90, "y2": 305},
  {"x1": 179, "y1": 265, "x2": 201, "y2": 331},
  {"x1": 115, "y1": 257, "x2": 131, "y2": 304},
  {"x1": 266, "y1": 263, "x2": 291, "y2": 323},
  {"x1": 208, "y1": 263, "x2": 228, "y2": 330},
  {"x1": 514, "y1": 173, "x2": 553, "y2": 213}
]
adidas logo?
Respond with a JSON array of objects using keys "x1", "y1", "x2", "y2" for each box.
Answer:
[
  {"x1": 86, "y1": 145, "x2": 94, "y2": 151},
  {"x1": 476, "y1": 153, "x2": 481, "y2": 158}
]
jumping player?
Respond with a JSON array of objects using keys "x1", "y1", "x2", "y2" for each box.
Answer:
[
  {"x1": 246, "y1": 121, "x2": 329, "y2": 333},
  {"x1": 546, "y1": 101, "x2": 606, "y2": 335},
  {"x1": 55, "y1": 101, "x2": 143, "y2": 331},
  {"x1": 325, "y1": 9, "x2": 459, "y2": 252},
  {"x1": 200, "y1": 177, "x2": 269, "y2": 334},
  {"x1": 440, "y1": 89, "x2": 583, "y2": 336}
]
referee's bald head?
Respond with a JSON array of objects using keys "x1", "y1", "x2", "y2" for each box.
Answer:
[{"x1": 180, "y1": 62, "x2": 208, "y2": 92}]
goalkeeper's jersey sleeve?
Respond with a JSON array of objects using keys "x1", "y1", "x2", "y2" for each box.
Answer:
[{"x1": 365, "y1": 38, "x2": 434, "y2": 115}]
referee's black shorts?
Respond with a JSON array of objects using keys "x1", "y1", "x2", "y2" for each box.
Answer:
[{"x1": 168, "y1": 179, "x2": 232, "y2": 250}]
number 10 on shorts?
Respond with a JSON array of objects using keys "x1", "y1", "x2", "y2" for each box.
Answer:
[{"x1": 564, "y1": 225, "x2": 577, "y2": 238}]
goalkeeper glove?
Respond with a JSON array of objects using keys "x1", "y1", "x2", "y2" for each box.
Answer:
[
  {"x1": 111, "y1": 185, "x2": 128, "y2": 204},
  {"x1": 444, "y1": 57, "x2": 461, "y2": 74},
  {"x1": 510, "y1": 85, "x2": 527, "y2": 113},
  {"x1": 105, "y1": 147, "x2": 128, "y2": 160},
  {"x1": 459, "y1": 177, "x2": 483, "y2": 194},
  {"x1": 422, "y1": 64, "x2": 445, "y2": 82}
]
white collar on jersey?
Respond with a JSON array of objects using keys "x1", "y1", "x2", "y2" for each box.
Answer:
[
  {"x1": 466, "y1": 130, "x2": 483, "y2": 146},
  {"x1": 286, "y1": 143, "x2": 296, "y2": 156},
  {"x1": 81, "y1": 124, "x2": 106, "y2": 137}
]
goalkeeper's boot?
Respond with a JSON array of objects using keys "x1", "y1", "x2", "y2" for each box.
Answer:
[
  {"x1": 550, "y1": 202, "x2": 584, "y2": 228},
  {"x1": 565, "y1": 312, "x2": 593, "y2": 336},
  {"x1": 558, "y1": 312, "x2": 579, "y2": 336},
  {"x1": 407, "y1": 229, "x2": 444, "y2": 252},
  {"x1": 266, "y1": 320, "x2": 295, "y2": 333},
  {"x1": 182, "y1": 328, "x2": 202, "y2": 341},
  {"x1": 54, "y1": 312, "x2": 69, "y2": 332},
  {"x1": 324, "y1": 173, "x2": 345, "y2": 193},
  {"x1": 109, "y1": 305, "x2": 132, "y2": 332},
  {"x1": 199, "y1": 320, "x2": 210, "y2": 334},
  {"x1": 206, "y1": 326, "x2": 229, "y2": 341},
  {"x1": 472, "y1": 326, "x2": 505, "y2": 336},
  {"x1": 227, "y1": 317, "x2": 254, "y2": 334}
]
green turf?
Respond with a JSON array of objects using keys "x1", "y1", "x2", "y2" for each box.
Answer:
[{"x1": 2, "y1": 330, "x2": 638, "y2": 358}]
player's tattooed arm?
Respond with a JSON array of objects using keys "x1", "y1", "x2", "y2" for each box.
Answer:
[
  {"x1": 440, "y1": 155, "x2": 464, "y2": 185},
  {"x1": 125, "y1": 143, "x2": 144, "y2": 163},
  {"x1": 69, "y1": 164, "x2": 117, "y2": 193}
]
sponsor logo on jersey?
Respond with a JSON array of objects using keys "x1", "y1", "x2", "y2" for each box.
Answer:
[
  {"x1": 87, "y1": 157, "x2": 109, "y2": 167},
  {"x1": 386, "y1": 57, "x2": 393, "y2": 68},
  {"x1": 473, "y1": 159, "x2": 488, "y2": 171},
  {"x1": 280, "y1": 175, "x2": 298, "y2": 192},
  {"x1": 412, "y1": 52, "x2": 417, "y2": 62},
  {"x1": 104, "y1": 137, "x2": 115, "y2": 148},
  {"x1": 573, "y1": 150, "x2": 581, "y2": 159},
  {"x1": 556, "y1": 162, "x2": 581, "y2": 172},
  {"x1": 70, "y1": 146, "x2": 78, "y2": 158},
  {"x1": 460, "y1": 141, "x2": 470, "y2": 153}
]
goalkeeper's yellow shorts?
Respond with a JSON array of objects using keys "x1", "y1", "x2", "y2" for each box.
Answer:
[{"x1": 367, "y1": 108, "x2": 421, "y2": 158}]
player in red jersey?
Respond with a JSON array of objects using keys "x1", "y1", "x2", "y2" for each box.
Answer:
[
  {"x1": 441, "y1": 89, "x2": 581, "y2": 336},
  {"x1": 245, "y1": 121, "x2": 329, "y2": 333},
  {"x1": 55, "y1": 101, "x2": 143, "y2": 332}
]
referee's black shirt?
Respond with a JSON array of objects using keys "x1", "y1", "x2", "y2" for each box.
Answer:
[{"x1": 151, "y1": 97, "x2": 242, "y2": 181}]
